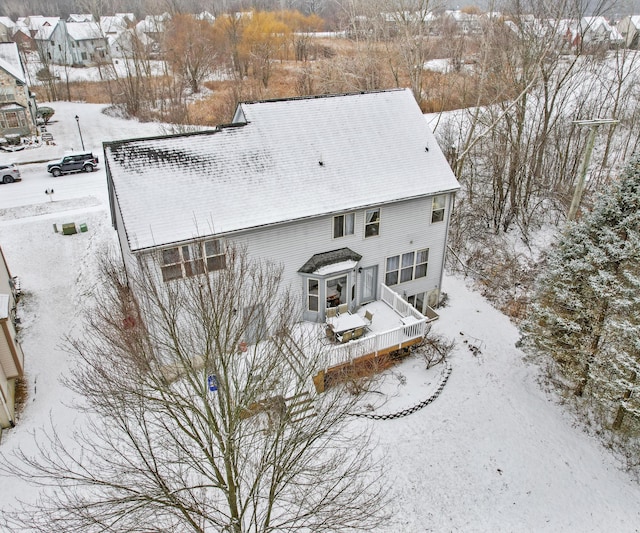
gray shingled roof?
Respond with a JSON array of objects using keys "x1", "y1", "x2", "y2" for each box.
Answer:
[
  {"x1": 105, "y1": 89, "x2": 460, "y2": 253},
  {"x1": 298, "y1": 248, "x2": 362, "y2": 274}
]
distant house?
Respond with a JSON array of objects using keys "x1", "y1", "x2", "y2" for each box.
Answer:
[
  {"x1": 104, "y1": 90, "x2": 459, "y2": 370},
  {"x1": 616, "y1": 15, "x2": 640, "y2": 48},
  {"x1": 34, "y1": 20, "x2": 109, "y2": 67},
  {"x1": 577, "y1": 16, "x2": 623, "y2": 47},
  {"x1": 100, "y1": 13, "x2": 134, "y2": 36},
  {"x1": 65, "y1": 22, "x2": 110, "y2": 65},
  {"x1": 32, "y1": 18, "x2": 66, "y2": 64},
  {"x1": 67, "y1": 14, "x2": 94, "y2": 23},
  {"x1": 0, "y1": 246, "x2": 24, "y2": 430},
  {"x1": 195, "y1": 11, "x2": 216, "y2": 23},
  {"x1": 135, "y1": 13, "x2": 170, "y2": 57},
  {"x1": 441, "y1": 10, "x2": 482, "y2": 34},
  {"x1": 0, "y1": 17, "x2": 15, "y2": 43},
  {"x1": 0, "y1": 42, "x2": 37, "y2": 138}
]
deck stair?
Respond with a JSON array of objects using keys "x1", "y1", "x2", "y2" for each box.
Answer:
[{"x1": 286, "y1": 391, "x2": 316, "y2": 423}]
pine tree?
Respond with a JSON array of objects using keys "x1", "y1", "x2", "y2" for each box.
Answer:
[{"x1": 522, "y1": 156, "x2": 640, "y2": 432}]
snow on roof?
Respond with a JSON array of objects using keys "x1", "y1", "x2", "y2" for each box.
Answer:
[
  {"x1": 0, "y1": 17, "x2": 15, "y2": 28},
  {"x1": 100, "y1": 15, "x2": 128, "y2": 34},
  {"x1": 68, "y1": 14, "x2": 94, "y2": 23},
  {"x1": 34, "y1": 24, "x2": 57, "y2": 40},
  {"x1": 24, "y1": 16, "x2": 60, "y2": 30},
  {"x1": 105, "y1": 89, "x2": 460, "y2": 252},
  {"x1": 0, "y1": 42, "x2": 26, "y2": 83},
  {"x1": 66, "y1": 22, "x2": 104, "y2": 41}
]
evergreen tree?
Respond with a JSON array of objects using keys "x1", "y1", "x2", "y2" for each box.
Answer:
[{"x1": 522, "y1": 156, "x2": 640, "y2": 432}]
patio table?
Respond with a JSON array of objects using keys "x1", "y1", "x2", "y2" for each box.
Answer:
[{"x1": 326, "y1": 313, "x2": 368, "y2": 335}]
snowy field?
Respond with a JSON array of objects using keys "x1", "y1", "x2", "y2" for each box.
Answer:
[{"x1": 1, "y1": 102, "x2": 639, "y2": 531}]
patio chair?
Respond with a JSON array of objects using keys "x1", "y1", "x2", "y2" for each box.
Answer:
[
  {"x1": 353, "y1": 327, "x2": 365, "y2": 339},
  {"x1": 337, "y1": 330, "x2": 353, "y2": 343},
  {"x1": 337, "y1": 303, "x2": 348, "y2": 315},
  {"x1": 326, "y1": 307, "x2": 337, "y2": 318},
  {"x1": 364, "y1": 310, "x2": 374, "y2": 324}
]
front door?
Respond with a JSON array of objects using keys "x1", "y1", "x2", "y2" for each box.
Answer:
[{"x1": 359, "y1": 265, "x2": 377, "y2": 304}]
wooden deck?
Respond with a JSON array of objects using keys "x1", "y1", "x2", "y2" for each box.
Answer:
[{"x1": 313, "y1": 284, "x2": 438, "y2": 392}]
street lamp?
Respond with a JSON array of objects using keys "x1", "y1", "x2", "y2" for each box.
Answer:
[{"x1": 75, "y1": 114, "x2": 85, "y2": 151}]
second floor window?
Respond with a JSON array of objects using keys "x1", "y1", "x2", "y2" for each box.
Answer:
[
  {"x1": 365, "y1": 208, "x2": 380, "y2": 237},
  {"x1": 333, "y1": 213, "x2": 354, "y2": 238},
  {"x1": 160, "y1": 239, "x2": 225, "y2": 282},
  {"x1": 431, "y1": 195, "x2": 446, "y2": 223}
]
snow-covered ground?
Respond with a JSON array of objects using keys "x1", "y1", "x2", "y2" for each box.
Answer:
[{"x1": 1, "y1": 102, "x2": 639, "y2": 531}]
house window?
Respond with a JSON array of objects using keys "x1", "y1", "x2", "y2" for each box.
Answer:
[
  {"x1": 204, "y1": 239, "x2": 225, "y2": 271},
  {"x1": 308, "y1": 278, "x2": 319, "y2": 311},
  {"x1": 407, "y1": 292, "x2": 426, "y2": 313},
  {"x1": 81, "y1": 52, "x2": 88, "y2": 60},
  {"x1": 0, "y1": 89, "x2": 15, "y2": 102},
  {"x1": 326, "y1": 275, "x2": 346, "y2": 308},
  {"x1": 431, "y1": 195, "x2": 446, "y2": 223},
  {"x1": 385, "y1": 248, "x2": 428, "y2": 286},
  {"x1": 365, "y1": 208, "x2": 380, "y2": 237},
  {"x1": 333, "y1": 213, "x2": 354, "y2": 238},
  {"x1": 1, "y1": 111, "x2": 24, "y2": 129},
  {"x1": 160, "y1": 239, "x2": 225, "y2": 282}
]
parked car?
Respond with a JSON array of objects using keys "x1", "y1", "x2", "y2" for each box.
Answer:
[
  {"x1": 47, "y1": 152, "x2": 99, "y2": 177},
  {"x1": 0, "y1": 163, "x2": 21, "y2": 184}
]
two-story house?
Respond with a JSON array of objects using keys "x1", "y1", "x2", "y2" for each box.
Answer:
[
  {"x1": 65, "y1": 22, "x2": 110, "y2": 66},
  {"x1": 0, "y1": 246, "x2": 24, "y2": 430},
  {"x1": 0, "y1": 42, "x2": 37, "y2": 139},
  {"x1": 105, "y1": 89, "x2": 459, "y2": 375}
]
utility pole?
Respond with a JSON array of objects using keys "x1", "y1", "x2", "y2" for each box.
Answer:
[{"x1": 567, "y1": 118, "x2": 618, "y2": 221}]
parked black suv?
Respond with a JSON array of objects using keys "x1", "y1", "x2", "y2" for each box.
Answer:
[{"x1": 47, "y1": 152, "x2": 99, "y2": 176}]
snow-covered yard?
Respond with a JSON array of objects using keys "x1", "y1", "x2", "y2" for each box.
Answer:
[{"x1": 1, "y1": 101, "x2": 639, "y2": 531}]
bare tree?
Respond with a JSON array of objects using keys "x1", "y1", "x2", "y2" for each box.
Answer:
[{"x1": 0, "y1": 243, "x2": 388, "y2": 533}]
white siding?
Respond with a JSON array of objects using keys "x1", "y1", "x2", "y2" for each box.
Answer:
[
  {"x1": 138, "y1": 193, "x2": 454, "y2": 321},
  {"x1": 0, "y1": 335, "x2": 11, "y2": 398},
  {"x1": 0, "y1": 319, "x2": 22, "y2": 377}
]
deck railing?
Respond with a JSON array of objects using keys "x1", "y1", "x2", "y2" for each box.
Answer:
[{"x1": 323, "y1": 284, "x2": 439, "y2": 370}]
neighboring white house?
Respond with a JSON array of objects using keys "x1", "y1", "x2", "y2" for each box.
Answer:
[
  {"x1": 65, "y1": 22, "x2": 110, "y2": 65},
  {"x1": 34, "y1": 20, "x2": 109, "y2": 67},
  {"x1": 578, "y1": 16, "x2": 623, "y2": 46},
  {"x1": 135, "y1": 13, "x2": 170, "y2": 57},
  {"x1": 105, "y1": 89, "x2": 458, "y2": 327},
  {"x1": 616, "y1": 15, "x2": 640, "y2": 48},
  {"x1": 100, "y1": 13, "x2": 134, "y2": 36},
  {"x1": 33, "y1": 18, "x2": 67, "y2": 65},
  {"x1": 0, "y1": 246, "x2": 24, "y2": 430}
]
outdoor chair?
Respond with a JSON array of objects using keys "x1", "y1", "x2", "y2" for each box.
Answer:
[
  {"x1": 353, "y1": 327, "x2": 365, "y2": 339},
  {"x1": 337, "y1": 303, "x2": 348, "y2": 315},
  {"x1": 364, "y1": 310, "x2": 373, "y2": 324},
  {"x1": 337, "y1": 330, "x2": 353, "y2": 343},
  {"x1": 326, "y1": 307, "x2": 337, "y2": 318}
]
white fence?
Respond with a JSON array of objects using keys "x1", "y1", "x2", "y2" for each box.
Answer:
[{"x1": 323, "y1": 284, "x2": 439, "y2": 370}]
